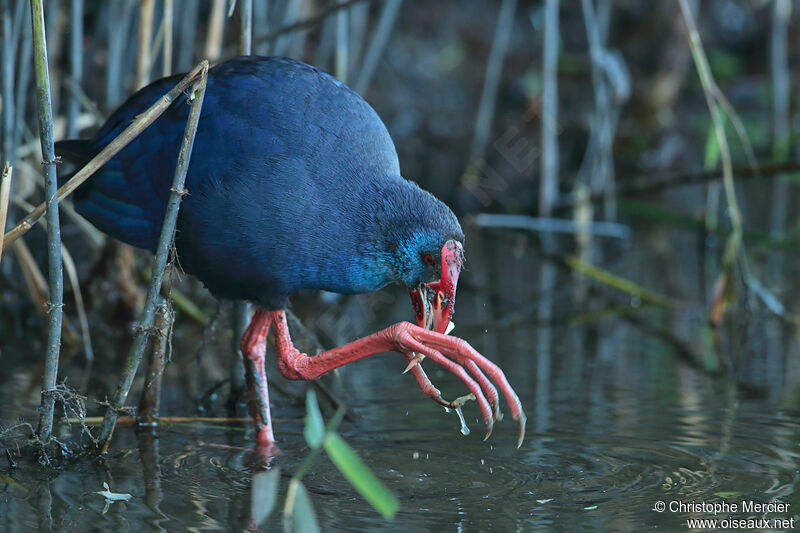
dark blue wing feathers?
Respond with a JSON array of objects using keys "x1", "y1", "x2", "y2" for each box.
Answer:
[
  {"x1": 54, "y1": 56, "x2": 423, "y2": 307},
  {"x1": 56, "y1": 74, "x2": 191, "y2": 249}
]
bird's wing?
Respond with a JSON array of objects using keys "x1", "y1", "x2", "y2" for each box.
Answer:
[
  {"x1": 56, "y1": 74, "x2": 198, "y2": 250},
  {"x1": 56, "y1": 57, "x2": 399, "y2": 255}
]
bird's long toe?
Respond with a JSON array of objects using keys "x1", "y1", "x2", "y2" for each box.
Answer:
[
  {"x1": 402, "y1": 353, "x2": 425, "y2": 374},
  {"x1": 399, "y1": 332, "x2": 495, "y2": 431},
  {"x1": 413, "y1": 327, "x2": 526, "y2": 445},
  {"x1": 515, "y1": 409, "x2": 527, "y2": 448},
  {"x1": 404, "y1": 354, "x2": 444, "y2": 402},
  {"x1": 463, "y1": 359, "x2": 501, "y2": 423}
]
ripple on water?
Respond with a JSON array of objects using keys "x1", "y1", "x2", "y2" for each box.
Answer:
[
  {"x1": 2, "y1": 395, "x2": 798, "y2": 531},
  {"x1": 308, "y1": 395, "x2": 800, "y2": 530}
]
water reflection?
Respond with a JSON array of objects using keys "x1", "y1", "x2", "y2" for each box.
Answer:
[{"x1": 138, "y1": 431, "x2": 167, "y2": 532}]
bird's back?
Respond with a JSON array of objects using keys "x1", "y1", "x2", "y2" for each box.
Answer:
[{"x1": 58, "y1": 56, "x2": 406, "y2": 307}]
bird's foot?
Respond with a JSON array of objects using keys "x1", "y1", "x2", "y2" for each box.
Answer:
[
  {"x1": 402, "y1": 319, "x2": 505, "y2": 429},
  {"x1": 252, "y1": 437, "x2": 280, "y2": 467},
  {"x1": 269, "y1": 311, "x2": 525, "y2": 447},
  {"x1": 389, "y1": 322, "x2": 525, "y2": 447}
]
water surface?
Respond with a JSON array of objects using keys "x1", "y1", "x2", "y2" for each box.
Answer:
[{"x1": 2, "y1": 226, "x2": 799, "y2": 531}]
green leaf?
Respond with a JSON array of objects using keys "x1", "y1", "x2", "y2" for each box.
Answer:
[
  {"x1": 323, "y1": 432, "x2": 399, "y2": 519},
  {"x1": 284, "y1": 479, "x2": 320, "y2": 533},
  {"x1": 251, "y1": 467, "x2": 281, "y2": 526},
  {"x1": 714, "y1": 491, "x2": 741, "y2": 498},
  {"x1": 304, "y1": 389, "x2": 325, "y2": 449},
  {"x1": 563, "y1": 255, "x2": 671, "y2": 307}
]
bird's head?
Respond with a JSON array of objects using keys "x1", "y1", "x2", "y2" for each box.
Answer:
[
  {"x1": 407, "y1": 238, "x2": 464, "y2": 334},
  {"x1": 373, "y1": 182, "x2": 465, "y2": 335}
]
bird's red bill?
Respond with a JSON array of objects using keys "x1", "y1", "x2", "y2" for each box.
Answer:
[{"x1": 409, "y1": 240, "x2": 464, "y2": 334}]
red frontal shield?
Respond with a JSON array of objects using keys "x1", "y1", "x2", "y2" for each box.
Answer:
[{"x1": 408, "y1": 240, "x2": 463, "y2": 334}]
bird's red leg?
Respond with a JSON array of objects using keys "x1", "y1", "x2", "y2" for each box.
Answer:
[
  {"x1": 267, "y1": 310, "x2": 526, "y2": 446},
  {"x1": 240, "y1": 308, "x2": 276, "y2": 446}
]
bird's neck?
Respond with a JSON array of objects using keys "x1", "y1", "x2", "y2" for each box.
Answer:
[{"x1": 342, "y1": 250, "x2": 396, "y2": 294}]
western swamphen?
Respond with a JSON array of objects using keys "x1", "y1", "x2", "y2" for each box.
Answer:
[{"x1": 57, "y1": 56, "x2": 525, "y2": 446}]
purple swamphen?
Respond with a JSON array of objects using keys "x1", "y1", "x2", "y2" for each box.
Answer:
[{"x1": 56, "y1": 56, "x2": 525, "y2": 448}]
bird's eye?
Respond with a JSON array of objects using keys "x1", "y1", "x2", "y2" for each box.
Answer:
[{"x1": 423, "y1": 254, "x2": 435, "y2": 266}]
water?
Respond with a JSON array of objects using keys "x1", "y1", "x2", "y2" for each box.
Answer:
[
  {"x1": 454, "y1": 406, "x2": 470, "y2": 436},
  {"x1": 2, "y1": 224, "x2": 800, "y2": 531},
  {"x1": 2, "y1": 364, "x2": 798, "y2": 530}
]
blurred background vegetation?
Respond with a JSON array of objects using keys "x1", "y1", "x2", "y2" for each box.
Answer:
[
  {"x1": 3, "y1": 0, "x2": 800, "y2": 530},
  {"x1": 1, "y1": 0, "x2": 799, "y2": 445}
]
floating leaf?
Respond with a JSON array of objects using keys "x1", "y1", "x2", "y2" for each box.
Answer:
[
  {"x1": 251, "y1": 467, "x2": 281, "y2": 526},
  {"x1": 304, "y1": 389, "x2": 325, "y2": 449},
  {"x1": 324, "y1": 432, "x2": 399, "y2": 519},
  {"x1": 284, "y1": 479, "x2": 320, "y2": 533}
]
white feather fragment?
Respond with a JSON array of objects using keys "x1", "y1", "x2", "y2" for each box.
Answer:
[{"x1": 96, "y1": 482, "x2": 132, "y2": 502}]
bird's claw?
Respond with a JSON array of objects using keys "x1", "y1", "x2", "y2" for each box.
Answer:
[
  {"x1": 514, "y1": 410, "x2": 527, "y2": 449},
  {"x1": 493, "y1": 400, "x2": 503, "y2": 423},
  {"x1": 395, "y1": 322, "x2": 525, "y2": 446},
  {"x1": 402, "y1": 352, "x2": 425, "y2": 374}
]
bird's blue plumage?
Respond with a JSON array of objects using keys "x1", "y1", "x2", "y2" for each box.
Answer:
[{"x1": 57, "y1": 56, "x2": 463, "y2": 309}]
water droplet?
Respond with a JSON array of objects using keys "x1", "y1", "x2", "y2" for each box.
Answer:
[
  {"x1": 443, "y1": 406, "x2": 451, "y2": 413},
  {"x1": 455, "y1": 407, "x2": 470, "y2": 435}
]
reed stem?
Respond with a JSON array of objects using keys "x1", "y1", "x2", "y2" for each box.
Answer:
[
  {"x1": 30, "y1": 0, "x2": 64, "y2": 444},
  {"x1": 98, "y1": 61, "x2": 210, "y2": 450}
]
